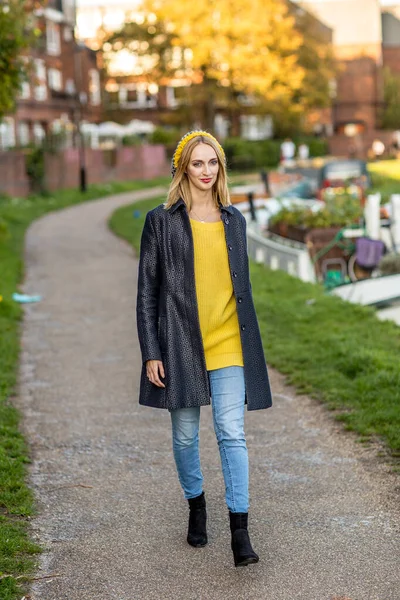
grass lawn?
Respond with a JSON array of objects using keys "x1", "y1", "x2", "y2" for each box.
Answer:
[
  {"x1": 368, "y1": 159, "x2": 400, "y2": 201},
  {"x1": 0, "y1": 177, "x2": 169, "y2": 600},
  {"x1": 110, "y1": 196, "x2": 400, "y2": 469}
]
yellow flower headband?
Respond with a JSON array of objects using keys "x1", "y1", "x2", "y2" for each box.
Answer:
[{"x1": 171, "y1": 130, "x2": 226, "y2": 177}]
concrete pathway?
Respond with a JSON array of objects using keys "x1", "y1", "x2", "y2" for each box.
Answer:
[
  {"x1": 16, "y1": 187, "x2": 400, "y2": 600},
  {"x1": 377, "y1": 302, "x2": 400, "y2": 326}
]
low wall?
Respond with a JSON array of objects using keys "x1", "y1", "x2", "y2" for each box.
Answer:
[
  {"x1": 0, "y1": 151, "x2": 30, "y2": 197},
  {"x1": 0, "y1": 144, "x2": 169, "y2": 197}
]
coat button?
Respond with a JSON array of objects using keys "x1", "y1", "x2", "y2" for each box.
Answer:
[
  {"x1": 238, "y1": 297, "x2": 242, "y2": 303},
  {"x1": 233, "y1": 271, "x2": 237, "y2": 277},
  {"x1": 241, "y1": 324, "x2": 246, "y2": 331},
  {"x1": 225, "y1": 218, "x2": 229, "y2": 224},
  {"x1": 228, "y1": 244, "x2": 233, "y2": 251}
]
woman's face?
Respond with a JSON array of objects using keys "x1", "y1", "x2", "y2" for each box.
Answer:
[{"x1": 186, "y1": 143, "x2": 219, "y2": 192}]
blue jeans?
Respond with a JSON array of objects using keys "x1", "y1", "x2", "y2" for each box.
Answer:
[{"x1": 170, "y1": 366, "x2": 248, "y2": 513}]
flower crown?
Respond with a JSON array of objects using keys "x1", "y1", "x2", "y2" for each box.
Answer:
[{"x1": 171, "y1": 130, "x2": 226, "y2": 177}]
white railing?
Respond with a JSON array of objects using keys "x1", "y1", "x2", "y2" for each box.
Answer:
[{"x1": 246, "y1": 223, "x2": 316, "y2": 283}]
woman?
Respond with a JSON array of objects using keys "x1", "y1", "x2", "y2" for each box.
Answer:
[{"x1": 136, "y1": 130, "x2": 272, "y2": 567}]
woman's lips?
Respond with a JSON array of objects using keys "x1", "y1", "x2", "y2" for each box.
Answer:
[{"x1": 200, "y1": 178, "x2": 212, "y2": 183}]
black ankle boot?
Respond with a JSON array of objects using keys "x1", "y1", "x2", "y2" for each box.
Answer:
[
  {"x1": 187, "y1": 492, "x2": 207, "y2": 547},
  {"x1": 229, "y1": 512, "x2": 259, "y2": 567}
]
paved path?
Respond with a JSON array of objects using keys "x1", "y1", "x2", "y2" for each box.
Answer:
[
  {"x1": 378, "y1": 302, "x2": 400, "y2": 326},
  {"x1": 16, "y1": 188, "x2": 400, "y2": 600}
]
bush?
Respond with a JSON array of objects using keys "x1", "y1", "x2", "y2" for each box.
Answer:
[
  {"x1": 25, "y1": 147, "x2": 46, "y2": 195},
  {"x1": 122, "y1": 134, "x2": 142, "y2": 146},
  {"x1": 149, "y1": 127, "x2": 181, "y2": 145},
  {"x1": 224, "y1": 138, "x2": 281, "y2": 170},
  {"x1": 223, "y1": 137, "x2": 328, "y2": 171}
]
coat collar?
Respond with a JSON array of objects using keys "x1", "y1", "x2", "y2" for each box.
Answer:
[{"x1": 169, "y1": 197, "x2": 234, "y2": 215}]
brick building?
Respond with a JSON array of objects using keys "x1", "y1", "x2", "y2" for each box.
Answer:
[
  {"x1": 0, "y1": 0, "x2": 102, "y2": 150},
  {"x1": 382, "y1": 8, "x2": 400, "y2": 76},
  {"x1": 299, "y1": 0, "x2": 383, "y2": 135}
]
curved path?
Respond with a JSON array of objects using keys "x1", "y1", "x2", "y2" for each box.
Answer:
[{"x1": 16, "y1": 187, "x2": 399, "y2": 600}]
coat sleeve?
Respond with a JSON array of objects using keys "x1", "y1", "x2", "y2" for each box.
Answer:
[
  {"x1": 241, "y1": 214, "x2": 252, "y2": 292},
  {"x1": 136, "y1": 212, "x2": 162, "y2": 364}
]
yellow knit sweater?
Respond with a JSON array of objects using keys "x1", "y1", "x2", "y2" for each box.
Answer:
[{"x1": 190, "y1": 218, "x2": 244, "y2": 371}]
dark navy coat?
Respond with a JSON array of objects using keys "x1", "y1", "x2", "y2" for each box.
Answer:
[{"x1": 136, "y1": 197, "x2": 272, "y2": 411}]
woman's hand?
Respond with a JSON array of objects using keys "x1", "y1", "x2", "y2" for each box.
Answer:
[{"x1": 146, "y1": 360, "x2": 165, "y2": 388}]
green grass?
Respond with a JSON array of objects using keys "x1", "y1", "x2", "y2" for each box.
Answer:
[
  {"x1": 0, "y1": 177, "x2": 169, "y2": 599},
  {"x1": 111, "y1": 197, "x2": 400, "y2": 469},
  {"x1": 368, "y1": 159, "x2": 400, "y2": 201}
]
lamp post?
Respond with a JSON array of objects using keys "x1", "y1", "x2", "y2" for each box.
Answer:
[
  {"x1": 73, "y1": 40, "x2": 87, "y2": 193},
  {"x1": 71, "y1": 0, "x2": 87, "y2": 192}
]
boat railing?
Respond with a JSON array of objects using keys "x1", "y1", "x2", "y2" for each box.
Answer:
[{"x1": 246, "y1": 223, "x2": 317, "y2": 283}]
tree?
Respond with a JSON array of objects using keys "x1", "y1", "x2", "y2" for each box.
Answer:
[
  {"x1": 140, "y1": 0, "x2": 304, "y2": 129},
  {"x1": 103, "y1": 20, "x2": 182, "y2": 83},
  {"x1": 290, "y1": 3, "x2": 336, "y2": 111},
  {"x1": 0, "y1": 0, "x2": 40, "y2": 119},
  {"x1": 103, "y1": 0, "x2": 336, "y2": 134},
  {"x1": 381, "y1": 67, "x2": 400, "y2": 130}
]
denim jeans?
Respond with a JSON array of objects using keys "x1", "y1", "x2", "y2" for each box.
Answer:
[{"x1": 170, "y1": 366, "x2": 248, "y2": 513}]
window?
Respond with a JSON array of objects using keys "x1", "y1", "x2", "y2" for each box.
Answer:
[
  {"x1": 20, "y1": 79, "x2": 30, "y2": 100},
  {"x1": 0, "y1": 118, "x2": 16, "y2": 149},
  {"x1": 89, "y1": 69, "x2": 101, "y2": 106},
  {"x1": 114, "y1": 83, "x2": 157, "y2": 108},
  {"x1": 46, "y1": 21, "x2": 61, "y2": 55},
  {"x1": 127, "y1": 88, "x2": 138, "y2": 103},
  {"x1": 34, "y1": 59, "x2": 47, "y2": 101},
  {"x1": 165, "y1": 86, "x2": 178, "y2": 108},
  {"x1": 63, "y1": 26, "x2": 73, "y2": 42},
  {"x1": 33, "y1": 122, "x2": 46, "y2": 145},
  {"x1": 19, "y1": 57, "x2": 31, "y2": 99},
  {"x1": 65, "y1": 79, "x2": 75, "y2": 96},
  {"x1": 48, "y1": 68, "x2": 63, "y2": 91},
  {"x1": 240, "y1": 115, "x2": 273, "y2": 141},
  {"x1": 18, "y1": 122, "x2": 30, "y2": 146}
]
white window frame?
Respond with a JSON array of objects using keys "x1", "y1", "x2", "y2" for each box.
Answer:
[
  {"x1": 165, "y1": 86, "x2": 178, "y2": 108},
  {"x1": 19, "y1": 56, "x2": 31, "y2": 100},
  {"x1": 63, "y1": 26, "x2": 73, "y2": 42},
  {"x1": 65, "y1": 78, "x2": 76, "y2": 96},
  {"x1": 33, "y1": 122, "x2": 46, "y2": 145},
  {"x1": 20, "y1": 79, "x2": 31, "y2": 100},
  {"x1": 46, "y1": 20, "x2": 61, "y2": 56},
  {"x1": 0, "y1": 117, "x2": 16, "y2": 149},
  {"x1": 34, "y1": 59, "x2": 47, "y2": 101},
  {"x1": 89, "y1": 69, "x2": 101, "y2": 106},
  {"x1": 18, "y1": 121, "x2": 30, "y2": 146},
  {"x1": 48, "y1": 68, "x2": 63, "y2": 91}
]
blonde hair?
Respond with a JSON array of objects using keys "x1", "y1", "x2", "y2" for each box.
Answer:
[{"x1": 165, "y1": 133, "x2": 230, "y2": 211}]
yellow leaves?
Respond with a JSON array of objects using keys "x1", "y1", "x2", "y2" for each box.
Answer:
[{"x1": 143, "y1": 0, "x2": 305, "y2": 100}]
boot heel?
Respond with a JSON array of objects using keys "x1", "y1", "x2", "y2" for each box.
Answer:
[
  {"x1": 187, "y1": 492, "x2": 207, "y2": 547},
  {"x1": 231, "y1": 529, "x2": 259, "y2": 566},
  {"x1": 229, "y1": 511, "x2": 259, "y2": 567}
]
